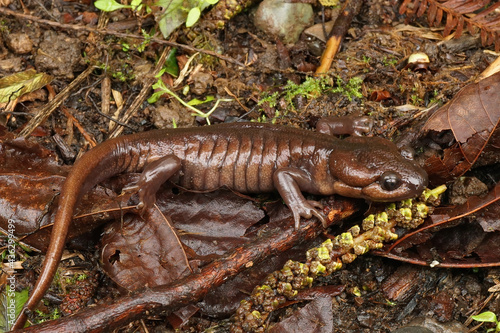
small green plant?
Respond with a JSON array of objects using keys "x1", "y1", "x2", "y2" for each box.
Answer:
[
  {"x1": 259, "y1": 91, "x2": 279, "y2": 109},
  {"x1": 0, "y1": 20, "x2": 9, "y2": 33},
  {"x1": 410, "y1": 94, "x2": 419, "y2": 104},
  {"x1": 137, "y1": 29, "x2": 154, "y2": 52},
  {"x1": 383, "y1": 56, "x2": 398, "y2": 66},
  {"x1": 119, "y1": 29, "x2": 154, "y2": 53},
  {"x1": 409, "y1": 85, "x2": 423, "y2": 105},
  {"x1": 95, "y1": 60, "x2": 134, "y2": 82},
  {"x1": 428, "y1": 89, "x2": 440, "y2": 105},
  {"x1": 280, "y1": 76, "x2": 330, "y2": 109},
  {"x1": 120, "y1": 41, "x2": 131, "y2": 52},
  {"x1": 64, "y1": 273, "x2": 89, "y2": 285},
  {"x1": 472, "y1": 311, "x2": 500, "y2": 332},
  {"x1": 34, "y1": 307, "x2": 61, "y2": 324},
  {"x1": 410, "y1": 93, "x2": 423, "y2": 105},
  {"x1": 257, "y1": 76, "x2": 330, "y2": 118},
  {"x1": 94, "y1": 0, "x2": 220, "y2": 38},
  {"x1": 255, "y1": 111, "x2": 280, "y2": 124},
  {"x1": 258, "y1": 76, "x2": 364, "y2": 121},
  {"x1": 148, "y1": 74, "x2": 232, "y2": 124},
  {"x1": 362, "y1": 55, "x2": 371, "y2": 64},
  {"x1": 330, "y1": 76, "x2": 363, "y2": 101}
]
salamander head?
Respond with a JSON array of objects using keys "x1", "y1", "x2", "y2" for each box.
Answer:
[{"x1": 329, "y1": 137, "x2": 428, "y2": 202}]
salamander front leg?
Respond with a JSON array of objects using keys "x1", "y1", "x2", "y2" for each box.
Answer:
[
  {"x1": 122, "y1": 155, "x2": 181, "y2": 212},
  {"x1": 273, "y1": 168, "x2": 327, "y2": 229}
]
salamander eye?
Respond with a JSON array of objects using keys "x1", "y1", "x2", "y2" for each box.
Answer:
[{"x1": 380, "y1": 171, "x2": 402, "y2": 191}]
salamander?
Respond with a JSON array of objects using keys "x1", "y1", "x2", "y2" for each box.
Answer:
[{"x1": 12, "y1": 120, "x2": 428, "y2": 329}]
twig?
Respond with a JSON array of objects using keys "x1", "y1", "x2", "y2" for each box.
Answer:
[
  {"x1": 60, "y1": 106, "x2": 97, "y2": 147},
  {"x1": 108, "y1": 46, "x2": 169, "y2": 138},
  {"x1": 225, "y1": 86, "x2": 249, "y2": 112},
  {"x1": 18, "y1": 66, "x2": 95, "y2": 138},
  {"x1": 315, "y1": 0, "x2": 363, "y2": 75}
]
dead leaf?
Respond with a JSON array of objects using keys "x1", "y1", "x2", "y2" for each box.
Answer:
[
  {"x1": 377, "y1": 183, "x2": 500, "y2": 267},
  {"x1": 101, "y1": 206, "x2": 191, "y2": 292},
  {"x1": 422, "y1": 71, "x2": 500, "y2": 182},
  {"x1": 268, "y1": 296, "x2": 334, "y2": 333},
  {"x1": 156, "y1": 188, "x2": 265, "y2": 256},
  {"x1": 0, "y1": 132, "x2": 125, "y2": 251},
  {"x1": 0, "y1": 69, "x2": 52, "y2": 110}
]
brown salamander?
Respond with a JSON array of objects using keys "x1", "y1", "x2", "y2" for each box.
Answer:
[{"x1": 12, "y1": 120, "x2": 428, "y2": 329}]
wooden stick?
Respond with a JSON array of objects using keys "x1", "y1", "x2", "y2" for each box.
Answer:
[
  {"x1": 315, "y1": 0, "x2": 363, "y2": 75},
  {"x1": 18, "y1": 66, "x2": 94, "y2": 138}
]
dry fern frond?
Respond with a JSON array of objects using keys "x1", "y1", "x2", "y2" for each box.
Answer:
[{"x1": 400, "y1": 0, "x2": 500, "y2": 51}]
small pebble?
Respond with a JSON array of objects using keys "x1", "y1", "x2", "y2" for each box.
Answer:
[
  {"x1": 5, "y1": 33, "x2": 33, "y2": 54},
  {"x1": 191, "y1": 72, "x2": 214, "y2": 95}
]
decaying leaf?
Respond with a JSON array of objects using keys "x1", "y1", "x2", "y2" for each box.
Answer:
[
  {"x1": 0, "y1": 133, "x2": 126, "y2": 251},
  {"x1": 421, "y1": 71, "x2": 500, "y2": 183},
  {"x1": 156, "y1": 188, "x2": 264, "y2": 249},
  {"x1": 100, "y1": 187, "x2": 266, "y2": 293},
  {"x1": 0, "y1": 69, "x2": 52, "y2": 110},
  {"x1": 268, "y1": 296, "x2": 334, "y2": 333},
  {"x1": 101, "y1": 206, "x2": 191, "y2": 292},
  {"x1": 378, "y1": 183, "x2": 500, "y2": 267}
]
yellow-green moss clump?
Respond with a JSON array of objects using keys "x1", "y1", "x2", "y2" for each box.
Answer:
[{"x1": 230, "y1": 185, "x2": 447, "y2": 333}]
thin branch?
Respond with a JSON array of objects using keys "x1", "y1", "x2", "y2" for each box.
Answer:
[
  {"x1": 315, "y1": 0, "x2": 363, "y2": 75},
  {"x1": 108, "y1": 46, "x2": 169, "y2": 138},
  {"x1": 18, "y1": 66, "x2": 94, "y2": 138}
]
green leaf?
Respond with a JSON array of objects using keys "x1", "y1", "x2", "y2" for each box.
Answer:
[
  {"x1": 186, "y1": 7, "x2": 201, "y2": 27},
  {"x1": 94, "y1": 0, "x2": 131, "y2": 11},
  {"x1": 187, "y1": 96, "x2": 215, "y2": 106},
  {"x1": 130, "y1": 0, "x2": 142, "y2": 9},
  {"x1": 157, "y1": 0, "x2": 187, "y2": 38},
  {"x1": 0, "y1": 285, "x2": 29, "y2": 331},
  {"x1": 472, "y1": 311, "x2": 498, "y2": 323},
  {"x1": 0, "y1": 69, "x2": 53, "y2": 104},
  {"x1": 164, "y1": 48, "x2": 179, "y2": 77},
  {"x1": 200, "y1": 0, "x2": 218, "y2": 10}
]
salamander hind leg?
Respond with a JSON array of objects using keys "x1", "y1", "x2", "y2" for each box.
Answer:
[
  {"x1": 316, "y1": 116, "x2": 373, "y2": 136},
  {"x1": 122, "y1": 155, "x2": 181, "y2": 213},
  {"x1": 273, "y1": 168, "x2": 327, "y2": 229}
]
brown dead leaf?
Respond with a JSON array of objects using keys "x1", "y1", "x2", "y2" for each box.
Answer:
[
  {"x1": 422, "y1": 71, "x2": 500, "y2": 182},
  {"x1": 378, "y1": 183, "x2": 500, "y2": 267},
  {"x1": 268, "y1": 296, "x2": 334, "y2": 333},
  {"x1": 156, "y1": 188, "x2": 265, "y2": 256},
  {"x1": 0, "y1": 132, "x2": 132, "y2": 251},
  {"x1": 101, "y1": 206, "x2": 191, "y2": 292}
]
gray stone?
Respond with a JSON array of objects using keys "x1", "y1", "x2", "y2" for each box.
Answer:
[{"x1": 254, "y1": 0, "x2": 313, "y2": 44}]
